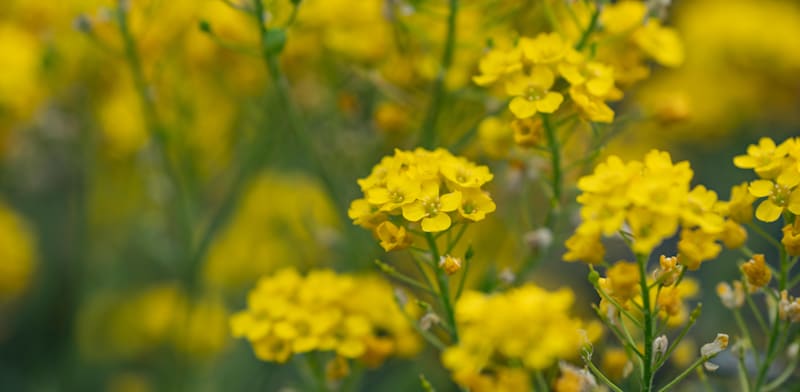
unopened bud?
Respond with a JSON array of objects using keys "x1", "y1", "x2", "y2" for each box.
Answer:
[
  {"x1": 524, "y1": 227, "x2": 553, "y2": 250},
  {"x1": 653, "y1": 335, "x2": 669, "y2": 359},
  {"x1": 419, "y1": 312, "x2": 440, "y2": 331},
  {"x1": 700, "y1": 333, "x2": 729, "y2": 371}
]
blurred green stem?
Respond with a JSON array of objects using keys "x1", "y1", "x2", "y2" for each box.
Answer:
[
  {"x1": 542, "y1": 113, "x2": 562, "y2": 228},
  {"x1": 586, "y1": 359, "x2": 624, "y2": 392},
  {"x1": 638, "y1": 253, "x2": 654, "y2": 391},
  {"x1": 419, "y1": 0, "x2": 458, "y2": 148},
  {"x1": 116, "y1": 2, "x2": 193, "y2": 264}
]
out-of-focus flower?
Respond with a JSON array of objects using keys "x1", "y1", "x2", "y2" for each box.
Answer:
[
  {"x1": 443, "y1": 284, "x2": 601, "y2": 391},
  {"x1": 553, "y1": 362, "x2": 597, "y2": 392},
  {"x1": 230, "y1": 269, "x2": 420, "y2": 365},
  {"x1": 0, "y1": 202, "x2": 37, "y2": 303},
  {"x1": 700, "y1": 333, "x2": 729, "y2": 371},
  {"x1": 716, "y1": 281, "x2": 745, "y2": 309}
]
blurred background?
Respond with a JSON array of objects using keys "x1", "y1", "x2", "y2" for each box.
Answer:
[{"x1": 0, "y1": 0, "x2": 799, "y2": 390}]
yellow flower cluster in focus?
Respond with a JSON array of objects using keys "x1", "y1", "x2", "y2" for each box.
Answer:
[
  {"x1": 350, "y1": 148, "x2": 496, "y2": 241},
  {"x1": 734, "y1": 137, "x2": 800, "y2": 222},
  {"x1": 565, "y1": 150, "x2": 739, "y2": 269},
  {"x1": 230, "y1": 269, "x2": 420, "y2": 366},
  {"x1": 442, "y1": 284, "x2": 601, "y2": 392}
]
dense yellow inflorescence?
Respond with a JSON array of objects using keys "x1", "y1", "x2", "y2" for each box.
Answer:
[
  {"x1": 734, "y1": 137, "x2": 800, "y2": 223},
  {"x1": 350, "y1": 148, "x2": 496, "y2": 242},
  {"x1": 442, "y1": 284, "x2": 601, "y2": 392},
  {"x1": 230, "y1": 268, "x2": 420, "y2": 366},
  {"x1": 564, "y1": 150, "x2": 739, "y2": 269}
]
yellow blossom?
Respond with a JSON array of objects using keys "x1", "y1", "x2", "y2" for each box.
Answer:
[
  {"x1": 720, "y1": 182, "x2": 756, "y2": 224},
  {"x1": 677, "y1": 227, "x2": 721, "y2": 270},
  {"x1": 402, "y1": 182, "x2": 462, "y2": 232},
  {"x1": 748, "y1": 179, "x2": 800, "y2": 222},
  {"x1": 741, "y1": 254, "x2": 771, "y2": 291},
  {"x1": 0, "y1": 202, "x2": 37, "y2": 302},
  {"x1": 472, "y1": 48, "x2": 522, "y2": 86},
  {"x1": 720, "y1": 220, "x2": 747, "y2": 249},
  {"x1": 600, "y1": 1, "x2": 648, "y2": 35},
  {"x1": 511, "y1": 117, "x2": 544, "y2": 147},
  {"x1": 633, "y1": 20, "x2": 685, "y2": 67},
  {"x1": 231, "y1": 269, "x2": 419, "y2": 365},
  {"x1": 505, "y1": 67, "x2": 564, "y2": 118},
  {"x1": 782, "y1": 222, "x2": 800, "y2": 256},
  {"x1": 374, "y1": 221, "x2": 412, "y2": 252},
  {"x1": 443, "y1": 285, "x2": 600, "y2": 389},
  {"x1": 734, "y1": 137, "x2": 794, "y2": 179},
  {"x1": 457, "y1": 189, "x2": 497, "y2": 222},
  {"x1": 520, "y1": 32, "x2": 569, "y2": 65},
  {"x1": 605, "y1": 261, "x2": 641, "y2": 303}
]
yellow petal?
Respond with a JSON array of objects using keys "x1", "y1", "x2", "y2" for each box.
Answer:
[
  {"x1": 509, "y1": 97, "x2": 538, "y2": 118},
  {"x1": 402, "y1": 202, "x2": 427, "y2": 222},
  {"x1": 472, "y1": 74, "x2": 498, "y2": 86},
  {"x1": 439, "y1": 191, "x2": 462, "y2": 212},
  {"x1": 788, "y1": 191, "x2": 800, "y2": 215},
  {"x1": 732, "y1": 155, "x2": 757, "y2": 169},
  {"x1": 421, "y1": 213, "x2": 451, "y2": 232},
  {"x1": 748, "y1": 180, "x2": 774, "y2": 198},
  {"x1": 755, "y1": 200, "x2": 782, "y2": 222},
  {"x1": 529, "y1": 66, "x2": 555, "y2": 89},
  {"x1": 536, "y1": 92, "x2": 564, "y2": 113}
]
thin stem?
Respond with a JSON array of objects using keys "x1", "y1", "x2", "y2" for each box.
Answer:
[
  {"x1": 746, "y1": 222, "x2": 782, "y2": 250},
  {"x1": 455, "y1": 254, "x2": 470, "y2": 300},
  {"x1": 656, "y1": 356, "x2": 709, "y2": 392},
  {"x1": 586, "y1": 360, "x2": 624, "y2": 392},
  {"x1": 735, "y1": 343, "x2": 752, "y2": 392},
  {"x1": 575, "y1": 8, "x2": 600, "y2": 50},
  {"x1": 733, "y1": 308, "x2": 759, "y2": 371},
  {"x1": 638, "y1": 253, "x2": 654, "y2": 391},
  {"x1": 425, "y1": 233, "x2": 459, "y2": 343},
  {"x1": 393, "y1": 293, "x2": 446, "y2": 350},
  {"x1": 542, "y1": 114, "x2": 562, "y2": 224},
  {"x1": 419, "y1": 0, "x2": 458, "y2": 148},
  {"x1": 746, "y1": 293, "x2": 769, "y2": 334},
  {"x1": 753, "y1": 312, "x2": 783, "y2": 390},
  {"x1": 116, "y1": 1, "x2": 193, "y2": 277},
  {"x1": 763, "y1": 345, "x2": 800, "y2": 391},
  {"x1": 445, "y1": 224, "x2": 468, "y2": 254},
  {"x1": 374, "y1": 260, "x2": 437, "y2": 295},
  {"x1": 655, "y1": 303, "x2": 701, "y2": 370}
]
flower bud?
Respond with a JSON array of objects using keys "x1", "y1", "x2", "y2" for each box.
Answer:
[
  {"x1": 700, "y1": 333, "x2": 729, "y2": 371},
  {"x1": 716, "y1": 281, "x2": 745, "y2": 309},
  {"x1": 741, "y1": 254, "x2": 771, "y2": 291}
]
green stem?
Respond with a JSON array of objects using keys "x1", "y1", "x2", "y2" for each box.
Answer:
[
  {"x1": 542, "y1": 113, "x2": 562, "y2": 231},
  {"x1": 746, "y1": 222, "x2": 782, "y2": 250},
  {"x1": 425, "y1": 233, "x2": 458, "y2": 343},
  {"x1": 656, "y1": 356, "x2": 710, "y2": 392},
  {"x1": 733, "y1": 308, "x2": 759, "y2": 371},
  {"x1": 638, "y1": 254, "x2": 654, "y2": 391},
  {"x1": 445, "y1": 224, "x2": 468, "y2": 254},
  {"x1": 655, "y1": 303, "x2": 701, "y2": 370},
  {"x1": 763, "y1": 345, "x2": 800, "y2": 391},
  {"x1": 736, "y1": 343, "x2": 752, "y2": 392},
  {"x1": 419, "y1": 0, "x2": 458, "y2": 148},
  {"x1": 393, "y1": 294, "x2": 446, "y2": 350},
  {"x1": 586, "y1": 360, "x2": 624, "y2": 392},
  {"x1": 116, "y1": 1, "x2": 193, "y2": 277},
  {"x1": 575, "y1": 8, "x2": 600, "y2": 50},
  {"x1": 746, "y1": 293, "x2": 769, "y2": 334},
  {"x1": 374, "y1": 259, "x2": 437, "y2": 295},
  {"x1": 753, "y1": 312, "x2": 783, "y2": 390}
]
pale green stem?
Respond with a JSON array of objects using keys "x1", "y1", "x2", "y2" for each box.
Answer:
[{"x1": 419, "y1": 0, "x2": 458, "y2": 148}]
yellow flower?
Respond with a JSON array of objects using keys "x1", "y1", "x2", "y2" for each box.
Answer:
[
  {"x1": 720, "y1": 182, "x2": 756, "y2": 224},
  {"x1": 348, "y1": 198, "x2": 386, "y2": 229},
  {"x1": 558, "y1": 51, "x2": 618, "y2": 98},
  {"x1": 734, "y1": 137, "x2": 794, "y2": 179},
  {"x1": 366, "y1": 175, "x2": 421, "y2": 212},
  {"x1": 443, "y1": 284, "x2": 600, "y2": 390},
  {"x1": 748, "y1": 179, "x2": 800, "y2": 222},
  {"x1": 600, "y1": 1, "x2": 648, "y2": 35},
  {"x1": 231, "y1": 269, "x2": 420, "y2": 365},
  {"x1": 720, "y1": 220, "x2": 747, "y2": 249},
  {"x1": 604, "y1": 261, "x2": 641, "y2": 303},
  {"x1": 440, "y1": 156, "x2": 494, "y2": 189},
  {"x1": 402, "y1": 182, "x2": 462, "y2": 232},
  {"x1": 457, "y1": 189, "x2": 497, "y2": 222},
  {"x1": 570, "y1": 85, "x2": 615, "y2": 123},
  {"x1": 472, "y1": 48, "x2": 523, "y2": 86},
  {"x1": 782, "y1": 222, "x2": 800, "y2": 256},
  {"x1": 505, "y1": 66, "x2": 564, "y2": 118},
  {"x1": 520, "y1": 32, "x2": 569, "y2": 64},
  {"x1": 564, "y1": 228, "x2": 606, "y2": 265},
  {"x1": 374, "y1": 221, "x2": 412, "y2": 252},
  {"x1": 741, "y1": 254, "x2": 771, "y2": 291},
  {"x1": 554, "y1": 362, "x2": 597, "y2": 392},
  {"x1": 633, "y1": 20, "x2": 685, "y2": 67},
  {"x1": 511, "y1": 117, "x2": 544, "y2": 147},
  {"x1": 677, "y1": 227, "x2": 721, "y2": 270}
]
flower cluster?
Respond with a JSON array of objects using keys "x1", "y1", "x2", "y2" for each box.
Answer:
[
  {"x1": 230, "y1": 269, "x2": 420, "y2": 366},
  {"x1": 733, "y1": 137, "x2": 800, "y2": 222},
  {"x1": 565, "y1": 150, "x2": 737, "y2": 269},
  {"x1": 442, "y1": 284, "x2": 600, "y2": 391},
  {"x1": 472, "y1": 0, "x2": 683, "y2": 126},
  {"x1": 349, "y1": 148, "x2": 496, "y2": 243}
]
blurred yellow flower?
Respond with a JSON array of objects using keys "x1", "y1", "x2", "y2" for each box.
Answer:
[
  {"x1": 0, "y1": 202, "x2": 37, "y2": 303},
  {"x1": 505, "y1": 67, "x2": 563, "y2": 119}
]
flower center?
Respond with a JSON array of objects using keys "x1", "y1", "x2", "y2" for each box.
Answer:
[{"x1": 525, "y1": 86, "x2": 546, "y2": 101}]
